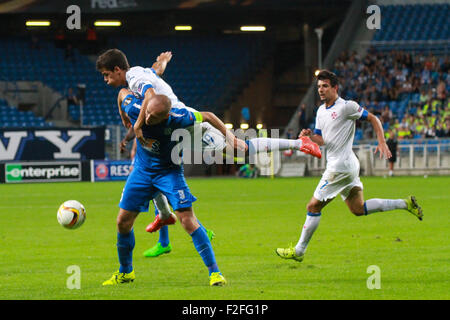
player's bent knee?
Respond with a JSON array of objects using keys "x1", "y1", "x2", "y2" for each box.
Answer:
[
  {"x1": 350, "y1": 208, "x2": 365, "y2": 216},
  {"x1": 117, "y1": 209, "x2": 137, "y2": 233},
  {"x1": 306, "y1": 203, "x2": 321, "y2": 213},
  {"x1": 175, "y1": 207, "x2": 199, "y2": 233}
]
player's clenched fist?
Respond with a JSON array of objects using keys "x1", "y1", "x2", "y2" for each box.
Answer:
[{"x1": 299, "y1": 129, "x2": 312, "y2": 137}]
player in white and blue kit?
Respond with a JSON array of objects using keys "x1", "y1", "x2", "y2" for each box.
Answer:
[{"x1": 276, "y1": 70, "x2": 423, "y2": 262}]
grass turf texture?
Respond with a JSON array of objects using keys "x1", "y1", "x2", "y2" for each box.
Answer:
[{"x1": 0, "y1": 176, "x2": 449, "y2": 300}]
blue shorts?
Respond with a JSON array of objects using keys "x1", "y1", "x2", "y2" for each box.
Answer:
[{"x1": 119, "y1": 165, "x2": 197, "y2": 213}]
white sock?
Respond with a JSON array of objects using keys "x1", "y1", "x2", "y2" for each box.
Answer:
[
  {"x1": 153, "y1": 193, "x2": 173, "y2": 219},
  {"x1": 248, "y1": 138, "x2": 301, "y2": 156},
  {"x1": 295, "y1": 213, "x2": 321, "y2": 256},
  {"x1": 364, "y1": 198, "x2": 407, "y2": 215}
]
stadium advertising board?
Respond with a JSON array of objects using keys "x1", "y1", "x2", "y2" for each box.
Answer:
[
  {"x1": 91, "y1": 160, "x2": 132, "y2": 182},
  {"x1": 0, "y1": 128, "x2": 105, "y2": 161},
  {"x1": 5, "y1": 162, "x2": 82, "y2": 183}
]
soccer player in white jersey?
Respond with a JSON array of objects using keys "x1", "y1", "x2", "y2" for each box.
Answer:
[{"x1": 276, "y1": 70, "x2": 423, "y2": 262}]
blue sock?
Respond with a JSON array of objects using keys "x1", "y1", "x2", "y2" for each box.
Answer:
[
  {"x1": 155, "y1": 208, "x2": 170, "y2": 247},
  {"x1": 158, "y1": 225, "x2": 170, "y2": 247},
  {"x1": 197, "y1": 219, "x2": 207, "y2": 233},
  {"x1": 117, "y1": 229, "x2": 135, "y2": 274},
  {"x1": 190, "y1": 227, "x2": 219, "y2": 275}
]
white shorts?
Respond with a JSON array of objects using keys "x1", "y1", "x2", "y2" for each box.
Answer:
[
  {"x1": 200, "y1": 122, "x2": 227, "y2": 152},
  {"x1": 313, "y1": 169, "x2": 363, "y2": 202}
]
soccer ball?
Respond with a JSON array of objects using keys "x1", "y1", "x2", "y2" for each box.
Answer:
[{"x1": 57, "y1": 200, "x2": 86, "y2": 229}]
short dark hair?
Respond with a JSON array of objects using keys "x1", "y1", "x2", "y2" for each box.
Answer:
[
  {"x1": 317, "y1": 69, "x2": 339, "y2": 87},
  {"x1": 96, "y1": 48, "x2": 130, "y2": 71}
]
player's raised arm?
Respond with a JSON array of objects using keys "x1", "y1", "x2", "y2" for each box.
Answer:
[
  {"x1": 117, "y1": 89, "x2": 132, "y2": 130},
  {"x1": 299, "y1": 128, "x2": 324, "y2": 146},
  {"x1": 200, "y1": 111, "x2": 247, "y2": 151},
  {"x1": 134, "y1": 87, "x2": 156, "y2": 145},
  {"x1": 367, "y1": 112, "x2": 392, "y2": 159},
  {"x1": 151, "y1": 51, "x2": 172, "y2": 76}
]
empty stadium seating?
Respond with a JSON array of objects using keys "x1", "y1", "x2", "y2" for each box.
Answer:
[
  {"x1": 0, "y1": 98, "x2": 52, "y2": 128},
  {"x1": 0, "y1": 34, "x2": 272, "y2": 127},
  {"x1": 373, "y1": 3, "x2": 450, "y2": 54}
]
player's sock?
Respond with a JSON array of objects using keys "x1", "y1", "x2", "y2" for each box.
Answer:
[
  {"x1": 117, "y1": 229, "x2": 135, "y2": 274},
  {"x1": 190, "y1": 226, "x2": 219, "y2": 275},
  {"x1": 158, "y1": 226, "x2": 170, "y2": 247},
  {"x1": 247, "y1": 138, "x2": 301, "y2": 156},
  {"x1": 197, "y1": 219, "x2": 208, "y2": 233},
  {"x1": 295, "y1": 212, "x2": 321, "y2": 256},
  {"x1": 364, "y1": 199, "x2": 407, "y2": 215}
]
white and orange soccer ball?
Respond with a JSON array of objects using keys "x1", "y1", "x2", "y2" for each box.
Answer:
[{"x1": 57, "y1": 200, "x2": 86, "y2": 229}]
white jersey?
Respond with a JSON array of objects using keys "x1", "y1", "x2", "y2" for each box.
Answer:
[
  {"x1": 126, "y1": 66, "x2": 226, "y2": 152},
  {"x1": 314, "y1": 97, "x2": 367, "y2": 173},
  {"x1": 126, "y1": 66, "x2": 187, "y2": 109}
]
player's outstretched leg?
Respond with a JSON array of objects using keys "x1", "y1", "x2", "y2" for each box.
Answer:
[
  {"x1": 146, "y1": 212, "x2": 177, "y2": 233},
  {"x1": 247, "y1": 137, "x2": 321, "y2": 159},
  {"x1": 177, "y1": 207, "x2": 226, "y2": 286},
  {"x1": 363, "y1": 196, "x2": 423, "y2": 220},
  {"x1": 404, "y1": 196, "x2": 423, "y2": 220}
]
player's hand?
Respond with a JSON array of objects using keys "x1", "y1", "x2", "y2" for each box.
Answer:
[
  {"x1": 374, "y1": 141, "x2": 392, "y2": 159},
  {"x1": 157, "y1": 51, "x2": 172, "y2": 63},
  {"x1": 119, "y1": 139, "x2": 128, "y2": 154},
  {"x1": 299, "y1": 129, "x2": 312, "y2": 137},
  {"x1": 134, "y1": 127, "x2": 148, "y2": 146},
  {"x1": 234, "y1": 137, "x2": 248, "y2": 152}
]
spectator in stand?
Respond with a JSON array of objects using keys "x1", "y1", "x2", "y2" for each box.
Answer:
[
  {"x1": 385, "y1": 129, "x2": 398, "y2": 177},
  {"x1": 398, "y1": 123, "x2": 412, "y2": 140},
  {"x1": 67, "y1": 87, "x2": 79, "y2": 107},
  {"x1": 425, "y1": 123, "x2": 436, "y2": 139},
  {"x1": 415, "y1": 116, "x2": 426, "y2": 138},
  {"x1": 419, "y1": 88, "x2": 430, "y2": 104},
  {"x1": 437, "y1": 79, "x2": 447, "y2": 102},
  {"x1": 381, "y1": 105, "x2": 392, "y2": 125}
]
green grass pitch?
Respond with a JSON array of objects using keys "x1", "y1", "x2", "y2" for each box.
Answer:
[{"x1": 0, "y1": 176, "x2": 449, "y2": 300}]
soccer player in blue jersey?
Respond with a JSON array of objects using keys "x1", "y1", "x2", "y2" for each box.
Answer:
[{"x1": 102, "y1": 91, "x2": 239, "y2": 286}]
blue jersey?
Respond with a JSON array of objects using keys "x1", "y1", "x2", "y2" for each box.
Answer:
[{"x1": 121, "y1": 94, "x2": 202, "y2": 171}]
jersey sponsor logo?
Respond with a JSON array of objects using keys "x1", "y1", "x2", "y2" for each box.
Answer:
[
  {"x1": 169, "y1": 112, "x2": 184, "y2": 118},
  {"x1": 331, "y1": 111, "x2": 338, "y2": 120},
  {"x1": 358, "y1": 106, "x2": 362, "y2": 112},
  {"x1": 123, "y1": 97, "x2": 132, "y2": 106}
]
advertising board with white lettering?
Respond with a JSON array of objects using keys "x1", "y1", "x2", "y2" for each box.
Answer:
[
  {"x1": 0, "y1": 128, "x2": 104, "y2": 161},
  {"x1": 92, "y1": 160, "x2": 132, "y2": 182},
  {"x1": 5, "y1": 162, "x2": 82, "y2": 183}
]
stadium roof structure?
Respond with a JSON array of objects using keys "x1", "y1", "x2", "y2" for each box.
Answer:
[{"x1": 0, "y1": 0, "x2": 352, "y2": 14}]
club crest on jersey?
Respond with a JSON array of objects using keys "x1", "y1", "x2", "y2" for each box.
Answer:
[
  {"x1": 123, "y1": 97, "x2": 132, "y2": 106},
  {"x1": 331, "y1": 111, "x2": 338, "y2": 120}
]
